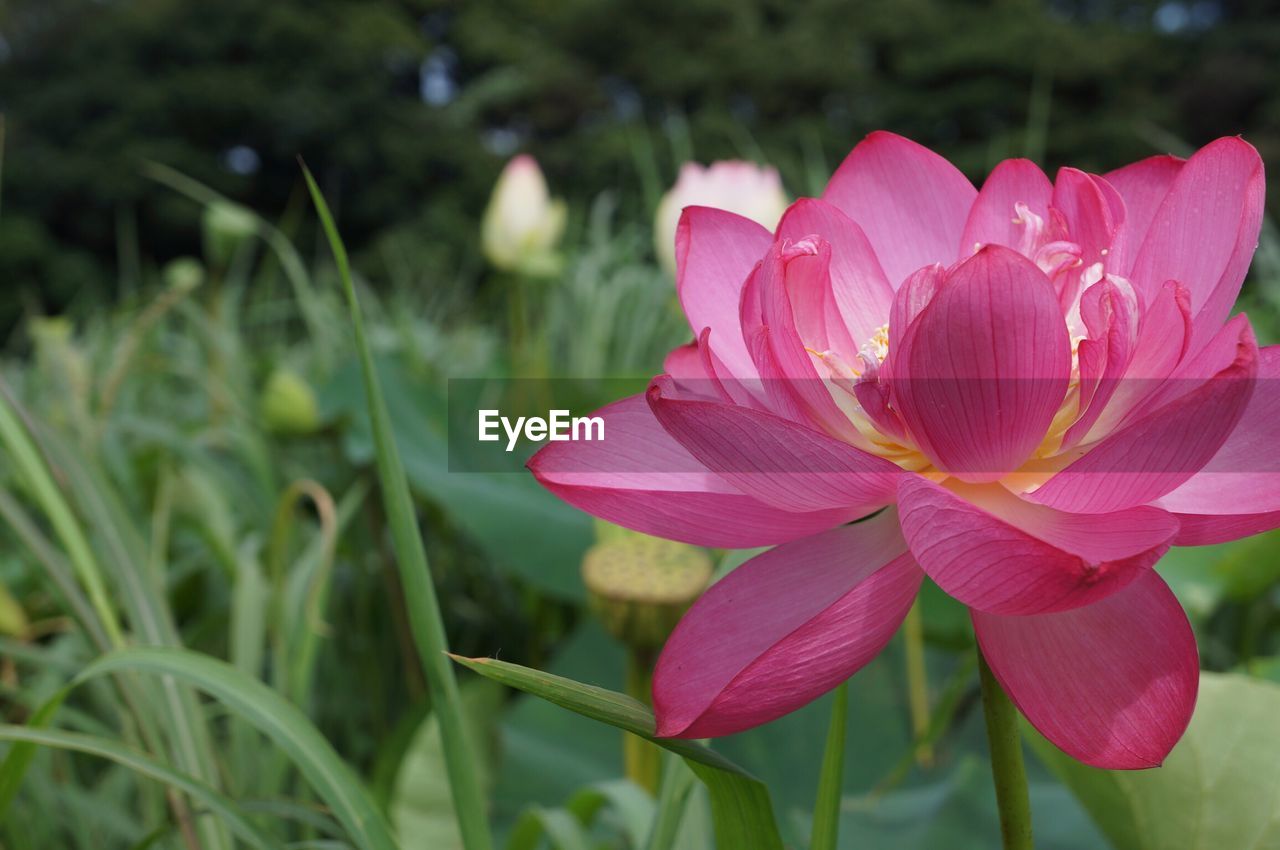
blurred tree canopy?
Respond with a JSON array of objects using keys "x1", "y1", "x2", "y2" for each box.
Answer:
[{"x1": 0, "y1": 0, "x2": 1277, "y2": 315}]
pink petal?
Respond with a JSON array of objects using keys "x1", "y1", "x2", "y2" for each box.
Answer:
[
  {"x1": 675, "y1": 207, "x2": 773, "y2": 382},
  {"x1": 647, "y1": 378, "x2": 900, "y2": 513},
  {"x1": 897, "y1": 476, "x2": 1176, "y2": 615},
  {"x1": 529, "y1": 394, "x2": 857, "y2": 547},
  {"x1": 1060, "y1": 277, "x2": 1140, "y2": 450},
  {"x1": 739, "y1": 240, "x2": 866, "y2": 442},
  {"x1": 1089, "y1": 172, "x2": 1127, "y2": 240},
  {"x1": 823, "y1": 131, "x2": 977, "y2": 287},
  {"x1": 1078, "y1": 280, "x2": 1193, "y2": 442},
  {"x1": 973, "y1": 570, "x2": 1199, "y2": 769},
  {"x1": 960, "y1": 158, "x2": 1053, "y2": 255},
  {"x1": 1172, "y1": 511, "x2": 1280, "y2": 546},
  {"x1": 653, "y1": 511, "x2": 923, "y2": 738},
  {"x1": 667, "y1": 331, "x2": 766, "y2": 408},
  {"x1": 1158, "y1": 345, "x2": 1280, "y2": 518},
  {"x1": 663, "y1": 341, "x2": 703, "y2": 379},
  {"x1": 886, "y1": 263, "x2": 946, "y2": 372},
  {"x1": 693, "y1": 327, "x2": 772, "y2": 411},
  {"x1": 740, "y1": 318, "x2": 815, "y2": 425},
  {"x1": 1128, "y1": 137, "x2": 1265, "y2": 350},
  {"x1": 892, "y1": 245, "x2": 1071, "y2": 482},
  {"x1": 775, "y1": 198, "x2": 895, "y2": 346},
  {"x1": 1033, "y1": 315, "x2": 1258, "y2": 513},
  {"x1": 1102, "y1": 154, "x2": 1184, "y2": 275},
  {"x1": 1053, "y1": 167, "x2": 1119, "y2": 268}
]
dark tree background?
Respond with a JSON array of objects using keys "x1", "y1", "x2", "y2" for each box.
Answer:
[{"x1": 0, "y1": 0, "x2": 1277, "y2": 316}]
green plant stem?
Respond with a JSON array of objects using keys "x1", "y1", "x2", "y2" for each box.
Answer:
[
  {"x1": 624, "y1": 648, "x2": 661, "y2": 794},
  {"x1": 977, "y1": 647, "x2": 1034, "y2": 850},
  {"x1": 902, "y1": 598, "x2": 933, "y2": 767},
  {"x1": 303, "y1": 166, "x2": 493, "y2": 850}
]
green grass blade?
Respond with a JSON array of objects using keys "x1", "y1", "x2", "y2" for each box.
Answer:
[
  {"x1": 0, "y1": 724, "x2": 282, "y2": 850},
  {"x1": 0, "y1": 387, "x2": 233, "y2": 849},
  {"x1": 302, "y1": 164, "x2": 493, "y2": 850},
  {"x1": 451, "y1": 655, "x2": 785, "y2": 850},
  {"x1": 0, "y1": 488, "x2": 111, "y2": 651},
  {"x1": 27, "y1": 417, "x2": 232, "y2": 850},
  {"x1": 644, "y1": 755, "x2": 697, "y2": 850},
  {"x1": 0, "y1": 386, "x2": 124, "y2": 647},
  {"x1": 451, "y1": 655, "x2": 745, "y2": 775},
  {"x1": 809, "y1": 683, "x2": 848, "y2": 850},
  {"x1": 76, "y1": 647, "x2": 398, "y2": 850},
  {"x1": 0, "y1": 686, "x2": 69, "y2": 819}
]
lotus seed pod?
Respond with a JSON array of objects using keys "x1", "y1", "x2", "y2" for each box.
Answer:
[
  {"x1": 202, "y1": 201, "x2": 257, "y2": 268},
  {"x1": 163, "y1": 256, "x2": 206, "y2": 293},
  {"x1": 260, "y1": 368, "x2": 320, "y2": 436},
  {"x1": 582, "y1": 536, "x2": 713, "y2": 650}
]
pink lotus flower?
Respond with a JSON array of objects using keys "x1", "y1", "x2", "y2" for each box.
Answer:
[
  {"x1": 655, "y1": 161, "x2": 790, "y2": 276},
  {"x1": 530, "y1": 132, "x2": 1271, "y2": 769}
]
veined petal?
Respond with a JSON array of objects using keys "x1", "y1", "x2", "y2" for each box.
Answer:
[
  {"x1": 1061, "y1": 276, "x2": 1140, "y2": 450},
  {"x1": 1102, "y1": 154, "x2": 1185, "y2": 276},
  {"x1": 1033, "y1": 315, "x2": 1258, "y2": 513},
  {"x1": 1089, "y1": 172, "x2": 1127, "y2": 243},
  {"x1": 653, "y1": 511, "x2": 922, "y2": 738},
  {"x1": 648, "y1": 378, "x2": 900, "y2": 513},
  {"x1": 897, "y1": 476, "x2": 1175, "y2": 615},
  {"x1": 693, "y1": 327, "x2": 772, "y2": 411},
  {"x1": 675, "y1": 207, "x2": 773, "y2": 382},
  {"x1": 1079, "y1": 279, "x2": 1193, "y2": 442},
  {"x1": 1171, "y1": 511, "x2": 1280, "y2": 546},
  {"x1": 740, "y1": 240, "x2": 866, "y2": 442},
  {"x1": 823, "y1": 131, "x2": 977, "y2": 287},
  {"x1": 661, "y1": 341, "x2": 720, "y2": 402},
  {"x1": 1128, "y1": 137, "x2": 1265, "y2": 350},
  {"x1": 775, "y1": 198, "x2": 894, "y2": 347},
  {"x1": 529, "y1": 394, "x2": 858, "y2": 547},
  {"x1": 1053, "y1": 167, "x2": 1120, "y2": 268},
  {"x1": 886, "y1": 263, "x2": 946, "y2": 374},
  {"x1": 960, "y1": 158, "x2": 1053, "y2": 255},
  {"x1": 973, "y1": 570, "x2": 1198, "y2": 770},
  {"x1": 1158, "y1": 345, "x2": 1280, "y2": 518},
  {"x1": 892, "y1": 245, "x2": 1070, "y2": 482}
]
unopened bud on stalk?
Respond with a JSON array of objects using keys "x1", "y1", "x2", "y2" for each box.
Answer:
[
  {"x1": 481, "y1": 155, "x2": 566, "y2": 277},
  {"x1": 162, "y1": 256, "x2": 206, "y2": 293},
  {"x1": 28, "y1": 317, "x2": 90, "y2": 422},
  {"x1": 260, "y1": 368, "x2": 320, "y2": 436},
  {"x1": 202, "y1": 201, "x2": 258, "y2": 268},
  {"x1": 582, "y1": 535, "x2": 712, "y2": 650}
]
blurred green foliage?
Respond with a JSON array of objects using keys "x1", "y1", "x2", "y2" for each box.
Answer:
[{"x1": 2, "y1": 0, "x2": 1278, "y2": 327}]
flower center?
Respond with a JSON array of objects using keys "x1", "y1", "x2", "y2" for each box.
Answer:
[{"x1": 808, "y1": 325, "x2": 933, "y2": 471}]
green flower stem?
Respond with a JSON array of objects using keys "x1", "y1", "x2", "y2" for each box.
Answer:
[
  {"x1": 978, "y1": 646, "x2": 1034, "y2": 850},
  {"x1": 624, "y1": 647, "x2": 661, "y2": 794},
  {"x1": 903, "y1": 598, "x2": 933, "y2": 766},
  {"x1": 304, "y1": 167, "x2": 493, "y2": 850}
]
